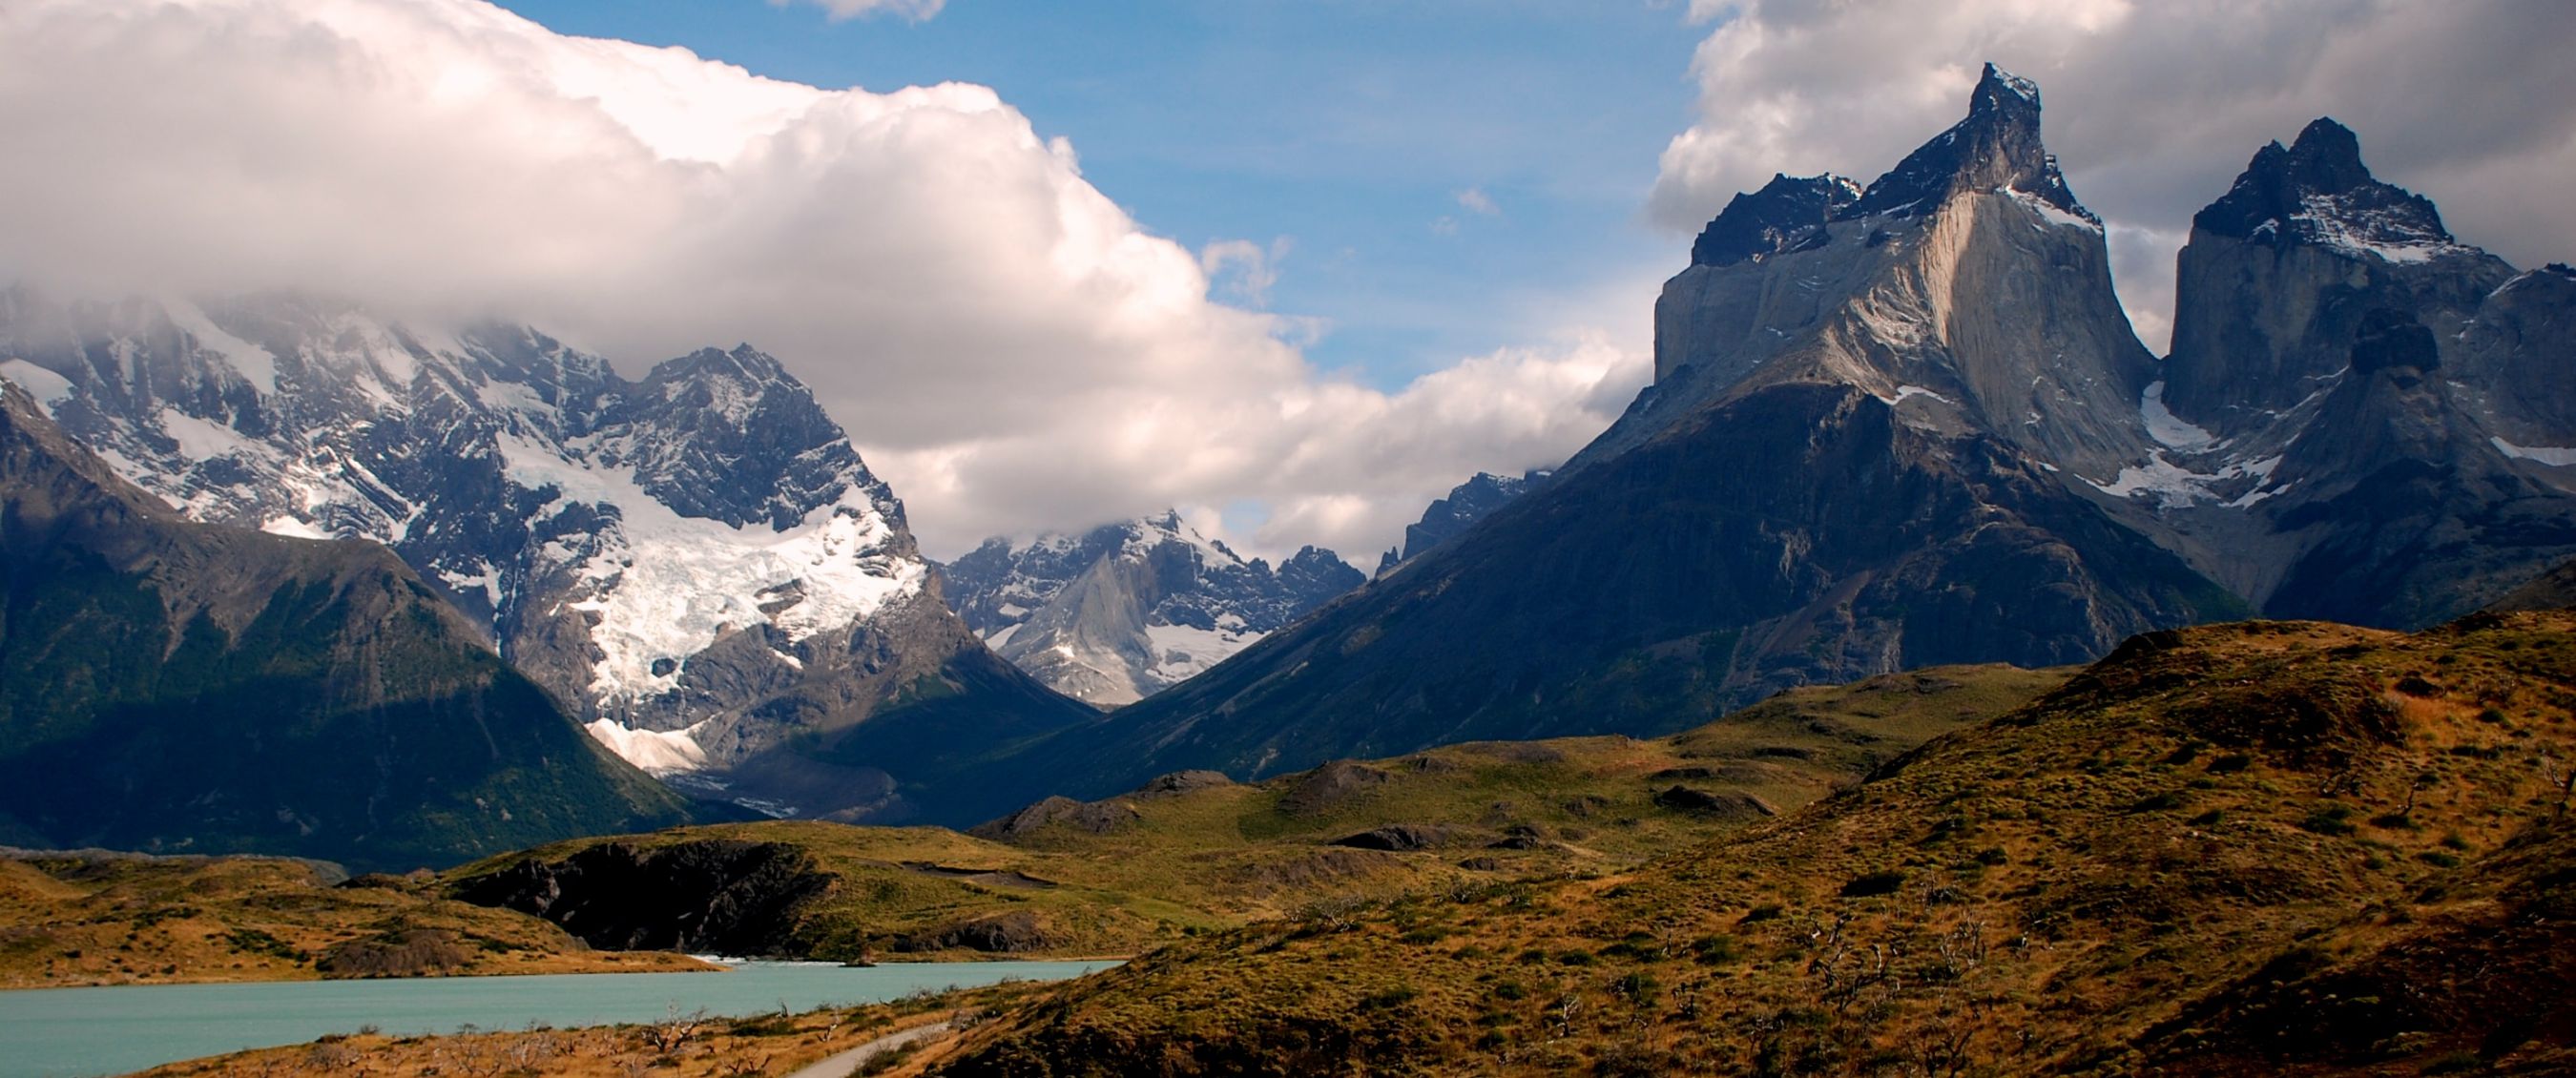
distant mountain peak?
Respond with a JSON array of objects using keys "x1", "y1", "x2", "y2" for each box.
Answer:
[
  {"x1": 942, "y1": 511, "x2": 1361, "y2": 705},
  {"x1": 1849, "y1": 61, "x2": 2088, "y2": 222},
  {"x1": 1972, "y1": 61, "x2": 2042, "y2": 110},
  {"x1": 2194, "y1": 115, "x2": 2464, "y2": 262}
]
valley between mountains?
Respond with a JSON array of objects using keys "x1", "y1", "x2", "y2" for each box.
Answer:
[{"x1": 8, "y1": 61, "x2": 2576, "y2": 1077}]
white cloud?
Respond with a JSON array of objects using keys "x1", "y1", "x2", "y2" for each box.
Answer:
[
  {"x1": 1198, "y1": 238, "x2": 1289, "y2": 308},
  {"x1": 0, "y1": 0, "x2": 1637, "y2": 563},
  {"x1": 1653, "y1": 1, "x2": 2576, "y2": 353},
  {"x1": 773, "y1": 0, "x2": 946, "y2": 22},
  {"x1": 1455, "y1": 187, "x2": 1501, "y2": 216}
]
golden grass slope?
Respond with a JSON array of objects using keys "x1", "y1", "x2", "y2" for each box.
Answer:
[
  {"x1": 920, "y1": 614, "x2": 2576, "y2": 1076},
  {"x1": 0, "y1": 853, "x2": 706, "y2": 988},
  {"x1": 443, "y1": 665, "x2": 2063, "y2": 965}
]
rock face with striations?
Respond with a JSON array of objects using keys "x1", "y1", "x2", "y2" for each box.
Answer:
[
  {"x1": 942, "y1": 511, "x2": 1362, "y2": 705},
  {"x1": 0, "y1": 384, "x2": 693, "y2": 871},
  {"x1": 955, "y1": 65, "x2": 2249, "y2": 800},
  {"x1": 2123, "y1": 118, "x2": 2576, "y2": 627},
  {"x1": 0, "y1": 294, "x2": 1092, "y2": 823}
]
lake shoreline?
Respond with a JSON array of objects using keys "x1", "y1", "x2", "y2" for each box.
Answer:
[{"x1": 0, "y1": 959, "x2": 1119, "y2": 1078}]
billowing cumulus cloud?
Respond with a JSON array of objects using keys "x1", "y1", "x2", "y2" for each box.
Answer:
[
  {"x1": 1655, "y1": 0, "x2": 2576, "y2": 350},
  {"x1": 0, "y1": 0, "x2": 1644, "y2": 561}
]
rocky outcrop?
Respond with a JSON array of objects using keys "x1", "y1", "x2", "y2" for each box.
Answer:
[
  {"x1": 888, "y1": 909, "x2": 1054, "y2": 955},
  {"x1": 968, "y1": 797, "x2": 1140, "y2": 841},
  {"x1": 450, "y1": 840, "x2": 832, "y2": 955},
  {"x1": 0, "y1": 384, "x2": 693, "y2": 872},
  {"x1": 942, "y1": 512, "x2": 1362, "y2": 705},
  {"x1": 1374, "y1": 469, "x2": 1550, "y2": 577},
  {"x1": 1328, "y1": 825, "x2": 1456, "y2": 852}
]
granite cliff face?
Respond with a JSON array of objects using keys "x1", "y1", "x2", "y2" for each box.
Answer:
[
  {"x1": 942, "y1": 512, "x2": 1361, "y2": 705},
  {"x1": 0, "y1": 296, "x2": 1091, "y2": 821},
  {"x1": 963, "y1": 65, "x2": 2247, "y2": 798},
  {"x1": 2119, "y1": 119, "x2": 2576, "y2": 626},
  {"x1": 0, "y1": 384, "x2": 692, "y2": 870}
]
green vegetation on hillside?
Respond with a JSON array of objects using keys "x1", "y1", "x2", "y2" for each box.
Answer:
[
  {"x1": 446, "y1": 665, "x2": 2065, "y2": 964},
  {"x1": 920, "y1": 613, "x2": 2576, "y2": 1076}
]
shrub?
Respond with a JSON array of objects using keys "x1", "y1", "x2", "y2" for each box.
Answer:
[
  {"x1": 1356, "y1": 986, "x2": 1418, "y2": 1011},
  {"x1": 1839, "y1": 871, "x2": 1906, "y2": 898},
  {"x1": 1690, "y1": 935, "x2": 1740, "y2": 965},
  {"x1": 2298, "y1": 805, "x2": 2356, "y2": 837},
  {"x1": 2128, "y1": 791, "x2": 2185, "y2": 813}
]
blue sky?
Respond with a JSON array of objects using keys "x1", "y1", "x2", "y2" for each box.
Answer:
[{"x1": 488, "y1": 0, "x2": 1706, "y2": 388}]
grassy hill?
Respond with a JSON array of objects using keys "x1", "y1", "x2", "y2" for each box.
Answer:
[
  {"x1": 915, "y1": 612, "x2": 2576, "y2": 1075},
  {"x1": 0, "y1": 851, "x2": 706, "y2": 988},
  {"x1": 443, "y1": 665, "x2": 2064, "y2": 964}
]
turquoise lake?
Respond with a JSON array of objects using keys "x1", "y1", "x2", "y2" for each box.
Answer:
[{"x1": 0, "y1": 959, "x2": 1116, "y2": 1078}]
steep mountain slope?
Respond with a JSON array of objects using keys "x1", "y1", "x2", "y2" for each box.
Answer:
[
  {"x1": 2115, "y1": 119, "x2": 2576, "y2": 626},
  {"x1": 2489, "y1": 556, "x2": 2576, "y2": 612},
  {"x1": 1372, "y1": 469, "x2": 1549, "y2": 578},
  {"x1": 962, "y1": 65, "x2": 2242, "y2": 799},
  {"x1": 942, "y1": 513, "x2": 1361, "y2": 705},
  {"x1": 0, "y1": 296, "x2": 1092, "y2": 820},
  {"x1": 0, "y1": 384, "x2": 692, "y2": 872},
  {"x1": 927, "y1": 612, "x2": 2576, "y2": 1076}
]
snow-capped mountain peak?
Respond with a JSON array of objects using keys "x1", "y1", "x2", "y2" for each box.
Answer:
[
  {"x1": 943, "y1": 511, "x2": 1363, "y2": 705},
  {"x1": 0, "y1": 289, "x2": 1078, "y2": 819}
]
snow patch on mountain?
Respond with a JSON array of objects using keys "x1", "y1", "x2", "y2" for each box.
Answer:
[
  {"x1": 2493, "y1": 437, "x2": 2576, "y2": 467},
  {"x1": 161, "y1": 300, "x2": 280, "y2": 392},
  {"x1": 2140, "y1": 382, "x2": 2219, "y2": 451},
  {"x1": 0, "y1": 361, "x2": 72, "y2": 411},
  {"x1": 2088, "y1": 451, "x2": 2280, "y2": 508},
  {"x1": 584, "y1": 717, "x2": 711, "y2": 776},
  {"x1": 2001, "y1": 186, "x2": 2101, "y2": 232},
  {"x1": 1145, "y1": 622, "x2": 1262, "y2": 686},
  {"x1": 493, "y1": 429, "x2": 923, "y2": 704},
  {"x1": 2261, "y1": 192, "x2": 2473, "y2": 264}
]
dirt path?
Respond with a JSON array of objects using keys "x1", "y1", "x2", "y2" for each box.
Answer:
[{"x1": 781, "y1": 1019, "x2": 955, "y2": 1078}]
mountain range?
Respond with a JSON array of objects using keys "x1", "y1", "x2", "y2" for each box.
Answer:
[
  {"x1": 931, "y1": 64, "x2": 2576, "y2": 805},
  {"x1": 0, "y1": 297, "x2": 1090, "y2": 824},
  {"x1": 2, "y1": 64, "x2": 2572, "y2": 846}
]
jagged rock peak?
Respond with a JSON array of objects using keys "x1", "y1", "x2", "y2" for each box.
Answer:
[
  {"x1": 1690, "y1": 174, "x2": 1863, "y2": 268},
  {"x1": 650, "y1": 342, "x2": 794, "y2": 384},
  {"x1": 2193, "y1": 117, "x2": 2466, "y2": 262},
  {"x1": 1848, "y1": 62, "x2": 2090, "y2": 222}
]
